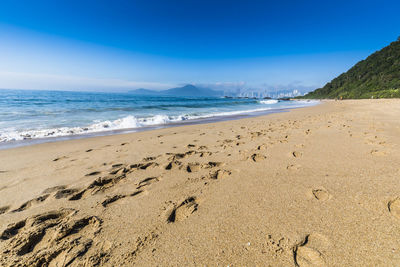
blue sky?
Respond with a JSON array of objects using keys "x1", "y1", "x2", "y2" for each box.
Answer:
[{"x1": 0, "y1": 0, "x2": 399, "y2": 92}]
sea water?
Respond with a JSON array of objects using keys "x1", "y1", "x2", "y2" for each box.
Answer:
[{"x1": 0, "y1": 89, "x2": 318, "y2": 147}]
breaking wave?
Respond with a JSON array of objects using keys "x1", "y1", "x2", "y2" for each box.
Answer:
[
  {"x1": 259, "y1": 99, "x2": 279, "y2": 104},
  {"x1": 0, "y1": 108, "x2": 278, "y2": 142}
]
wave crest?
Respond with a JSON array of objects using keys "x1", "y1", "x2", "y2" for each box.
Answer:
[
  {"x1": 0, "y1": 100, "x2": 319, "y2": 143},
  {"x1": 259, "y1": 99, "x2": 279, "y2": 104}
]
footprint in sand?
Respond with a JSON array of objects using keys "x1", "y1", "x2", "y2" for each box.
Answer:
[
  {"x1": 0, "y1": 206, "x2": 10, "y2": 215},
  {"x1": 142, "y1": 156, "x2": 157, "y2": 162},
  {"x1": 199, "y1": 151, "x2": 212, "y2": 157},
  {"x1": 54, "y1": 188, "x2": 80, "y2": 199},
  {"x1": 293, "y1": 233, "x2": 329, "y2": 267},
  {"x1": 251, "y1": 153, "x2": 266, "y2": 162},
  {"x1": 388, "y1": 198, "x2": 400, "y2": 219},
  {"x1": 42, "y1": 185, "x2": 67, "y2": 194},
  {"x1": 11, "y1": 194, "x2": 51, "y2": 213},
  {"x1": 53, "y1": 156, "x2": 68, "y2": 162},
  {"x1": 167, "y1": 197, "x2": 198, "y2": 223},
  {"x1": 287, "y1": 164, "x2": 301, "y2": 171},
  {"x1": 136, "y1": 177, "x2": 160, "y2": 189},
  {"x1": 167, "y1": 151, "x2": 195, "y2": 161},
  {"x1": 101, "y1": 190, "x2": 143, "y2": 207},
  {"x1": 42, "y1": 185, "x2": 80, "y2": 200},
  {"x1": 370, "y1": 149, "x2": 387, "y2": 156},
  {"x1": 131, "y1": 162, "x2": 158, "y2": 170},
  {"x1": 69, "y1": 173, "x2": 127, "y2": 201},
  {"x1": 109, "y1": 166, "x2": 129, "y2": 175},
  {"x1": 292, "y1": 151, "x2": 302, "y2": 158},
  {"x1": 187, "y1": 163, "x2": 201, "y2": 173},
  {"x1": 203, "y1": 161, "x2": 224, "y2": 168},
  {"x1": 85, "y1": 171, "x2": 102, "y2": 176},
  {"x1": 0, "y1": 209, "x2": 103, "y2": 266},
  {"x1": 209, "y1": 169, "x2": 231, "y2": 179},
  {"x1": 257, "y1": 144, "x2": 267, "y2": 150},
  {"x1": 310, "y1": 188, "x2": 331, "y2": 201},
  {"x1": 165, "y1": 160, "x2": 182, "y2": 170}
]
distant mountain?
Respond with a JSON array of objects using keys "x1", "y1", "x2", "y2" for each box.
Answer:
[
  {"x1": 302, "y1": 37, "x2": 400, "y2": 99},
  {"x1": 129, "y1": 84, "x2": 223, "y2": 97},
  {"x1": 163, "y1": 84, "x2": 223, "y2": 96}
]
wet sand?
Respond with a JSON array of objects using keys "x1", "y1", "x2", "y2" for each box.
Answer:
[{"x1": 1, "y1": 99, "x2": 400, "y2": 266}]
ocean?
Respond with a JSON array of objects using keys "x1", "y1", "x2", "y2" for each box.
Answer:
[{"x1": 0, "y1": 89, "x2": 318, "y2": 148}]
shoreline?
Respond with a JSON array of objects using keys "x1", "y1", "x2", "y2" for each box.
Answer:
[
  {"x1": 1, "y1": 99, "x2": 400, "y2": 266},
  {"x1": 0, "y1": 103, "x2": 317, "y2": 150}
]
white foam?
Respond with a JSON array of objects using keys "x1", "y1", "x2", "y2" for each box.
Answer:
[
  {"x1": 259, "y1": 99, "x2": 279, "y2": 104},
  {"x1": 0, "y1": 101, "x2": 319, "y2": 143}
]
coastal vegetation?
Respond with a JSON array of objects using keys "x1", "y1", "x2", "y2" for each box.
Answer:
[{"x1": 301, "y1": 37, "x2": 400, "y2": 99}]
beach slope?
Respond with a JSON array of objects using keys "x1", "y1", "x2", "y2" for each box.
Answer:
[{"x1": 1, "y1": 99, "x2": 400, "y2": 266}]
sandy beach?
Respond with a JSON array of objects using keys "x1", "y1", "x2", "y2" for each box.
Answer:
[{"x1": 1, "y1": 99, "x2": 400, "y2": 266}]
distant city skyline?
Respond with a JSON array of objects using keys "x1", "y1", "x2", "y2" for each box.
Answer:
[{"x1": 1, "y1": 0, "x2": 399, "y2": 93}]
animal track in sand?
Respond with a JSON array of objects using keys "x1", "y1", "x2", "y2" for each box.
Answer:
[
  {"x1": 0, "y1": 209, "x2": 103, "y2": 266},
  {"x1": 11, "y1": 194, "x2": 50, "y2": 213},
  {"x1": 293, "y1": 234, "x2": 327, "y2": 267},
  {"x1": 167, "y1": 197, "x2": 198, "y2": 223},
  {"x1": 264, "y1": 234, "x2": 291, "y2": 257},
  {"x1": 388, "y1": 198, "x2": 400, "y2": 219}
]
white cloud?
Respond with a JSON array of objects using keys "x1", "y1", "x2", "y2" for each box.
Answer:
[
  {"x1": 0, "y1": 71, "x2": 173, "y2": 91},
  {"x1": 194, "y1": 81, "x2": 247, "y2": 93},
  {"x1": 194, "y1": 81, "x2": 316, "y2": 94}
]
